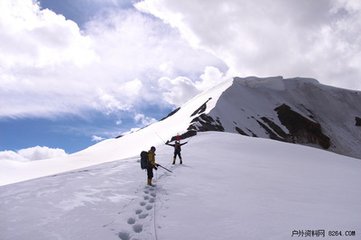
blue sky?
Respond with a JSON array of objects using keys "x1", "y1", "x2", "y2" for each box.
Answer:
[
  {"x1": 38, "y1": 0, "x2": 134, "y2": 28},
  {"x1": 1, "y1": 0, "x2": 360, "y2": 161},
  {"x1": 0, "y1": 0, "x2": 176, "y2": 154},
  {"x1": 1, "y1": 0, "x2": 175, "y2": 154},
  {"x1": 0, "y1": 105, "x2": 169, "y2": 153}
]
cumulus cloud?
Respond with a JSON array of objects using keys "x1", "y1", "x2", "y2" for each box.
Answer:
[
  {"x1": 158, "y1": 66, "x2": 227, "y2": 106},
  {"x1": 0, "y1": 146, "x2": 68, "y2": 162},
  {"x1": 0, "y1": 0, "x2": 95, "y2": 68},
  {"x1": 197, "y1": 66, "x2": 226, "y2": 91},
  {"x1": 91, "y1": 135, "x2": 105, "y2": 142},
  {"x1": 158, "y1": 76, "x2": 200, "y2": 106},
  {"x1": 0, "y1": 150, "x2": 28, "y2": 162},
  {"x1": 136, "y1": 0, "x2": 361, "y2": 90},
  {"x1": 134, "y1": 113, "x2": 157, "y2": 126},
  {"x1": 0, "y1": 0, "x2": 224, "y2": 119},
  {"x1": 4, "y1": 0, "x2": 359, "y2": 126}
]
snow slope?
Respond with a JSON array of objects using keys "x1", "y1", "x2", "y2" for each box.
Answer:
[
  {"x1": 192, "y1": 76, "x2": 361, "y2": 159},
  {"x1": 1, "y1": 76, "x2": 360, "y2": 186},
  {"x1": 0, "y1": 78, "x2": 233, "y2": 186},
  {"x1": 1, "y1": 132, "x2": 360, "y2": 240}
]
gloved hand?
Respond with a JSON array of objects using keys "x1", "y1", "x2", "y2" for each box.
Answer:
[{"x1": 154, "y1": 165, "x2": 158, "y2": 170}]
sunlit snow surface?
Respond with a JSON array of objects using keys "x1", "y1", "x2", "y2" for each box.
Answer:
[
  {"x1": 1, "y1": 77, "x2": 360, "y2": 239},
  {"x1": 1, "y1": 132, "x2": 360, "y2": 240}
]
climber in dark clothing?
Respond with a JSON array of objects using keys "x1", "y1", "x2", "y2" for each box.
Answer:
[{"x1": 166, "y1": 140, "x2": 188, "y2": 164}]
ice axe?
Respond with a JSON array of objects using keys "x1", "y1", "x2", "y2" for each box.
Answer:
[{"x1": 156, "y1": 164, "x2": 172, "y2": 173}]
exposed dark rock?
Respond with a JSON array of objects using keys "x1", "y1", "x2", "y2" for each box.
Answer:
[
  {"x1": 275, "y1": 104, "x2": 330, "y2": 149},
  {"x1": 300, "y1": 104, "x2": 315, "y2": 119},
  {"x1": 246, "y1": 128, "x2": 258, "y2": 137},
  {"x1": 235, "y1": 127, "x2": 248, "y2": 136},
  {"x1": 188, "y1": 113, "x2": 225, "y2": 132},
  {"x1": 169, "y1": 130, "x2": 197, "y2": 142},
  {"x1": 190, "y1": 98, "x2": 212, "y2": 117},
  {"x1": 160, "y1": 107, "x2": 181, "y2": 121},
  {"x1": 356, "y1": 117, "x2": 361, "y2": 126},
  {"x1": 260, "y1": 117, "x2": 288, "y2": 139},
  {"x1": 256, "y1": 120, "x2": 284, "y2": 141}
]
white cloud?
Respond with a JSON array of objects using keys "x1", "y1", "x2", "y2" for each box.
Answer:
[
  {"x1": 0, "y1": 0, "x2": 96, "y2": 68},
  {"x1": 158, "y1": 66, "x2": 227, "y2": 106},
  {"x1": 120, "y1": 127, "x2": 141, "y2": 136},
  {"x1": 96, "y1": 88, "x2": 132, "y2": 114},
  {"x1": 0, "y1": 150, "x2": 28, "y2": 162},
  {"x1": 0, "y1": 0, "x2": 224, "y2": 119},
  {"x1": 158, "y1": 76, "x2": 199, "y2": 106},
  {"x1": 0, "y1": 146, "x2": 68, "y2": 162},
  {"x1": 197, "y1": 66, "x2": 226, "y2": 91},
  {"x1": 134, "y1": 113, "x2": 157, "y2": 126},
  {"x1": 136, "y1": 0, "x2": 361, "y2": 91},
  {"x1": 91, "y1": 135, "x2": 105, "y2": 142},
  {"x1": 5, "y1": 0, "x2": 358, "y2": 122}
]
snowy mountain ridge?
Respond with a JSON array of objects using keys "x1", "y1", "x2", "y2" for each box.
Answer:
[
  {"x1": 184, "y1": 76, "x2": 361, "y2": 159},
  {"x1": 0, "y1": 76, "x2": 360, "y2": 186},
  {"x1": 1, "y1": 76, "x2": 361, "y2": 240}
]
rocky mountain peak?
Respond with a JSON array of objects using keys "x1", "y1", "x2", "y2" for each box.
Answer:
[{"x1": 179, "y1": 76, "x2": 361, "y2": 159}]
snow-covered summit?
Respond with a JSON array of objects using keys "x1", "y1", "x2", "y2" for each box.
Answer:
[
  {"x1": 234, "y1": 76, "x2": 319, "y2": 91},
  {"x1": 186, "y1": 76, "x2": 361, "y2": 159}
]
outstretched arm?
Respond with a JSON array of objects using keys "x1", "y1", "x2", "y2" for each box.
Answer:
[
  {"x1": 180, "y1": 142, "x2": 188, "y2": 146},
  {"x1": 165, "y1": 141, "x2": 175, "y2": 146}
]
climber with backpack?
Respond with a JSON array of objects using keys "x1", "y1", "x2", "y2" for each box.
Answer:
[
  {"x1": 140, "y1": 146, "x2": 174, "y2": 186},
  {"x1": 140, "y1": 146, "x2": 158, "y2": 186}
]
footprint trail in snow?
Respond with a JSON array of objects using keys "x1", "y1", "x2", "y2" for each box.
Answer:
[{"x1": 118, "y1": 185, "x2": 157, "y2": 240}]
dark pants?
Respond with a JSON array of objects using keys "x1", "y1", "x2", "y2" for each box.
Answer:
[
  {"x1": 147, "y1": 166, "x2": 153, "y2": 179},
  {"x1": 174, "y1": 150, "x2": 182, "y2": 159}
]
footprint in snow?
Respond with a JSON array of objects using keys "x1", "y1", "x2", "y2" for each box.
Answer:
[
  {"x1": 144, "y1": 195, "x2": 149, "y2": 200},
  {"x1": 139, "y1": 201, "x2": 146, "y2": 206},
  {"x1": 127, "y1": 217, "x2": 136, "y2": 225},
  {"x1": 139, "y1": 213, "x2": 148, "y2": 219},
  {"x1": 148, "y1": 198, "x2": 155, "y2": 203},
  {"x1": 145, "y1": 205, "x2": 153, "y2": 210},
  {"x1": 133, "y1": 224, "x2": 143, "y2": 233},
  {"x1": 118, "y1": 231, "x2": 130, "y2": 240},
  {"x1": 135, "y1": 209, "x2": 142, "y2": 215},
  {"x1": 150, "y1": 192, "x2": 156, "y2": 197}
]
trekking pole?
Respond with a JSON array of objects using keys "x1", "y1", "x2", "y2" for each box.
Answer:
[
  {"x1": 154, "y1": 132, "x2": 166, "y2": 144},
  {"x1": 157, "y1": 164, "x2": 172, "y2": 173}
]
